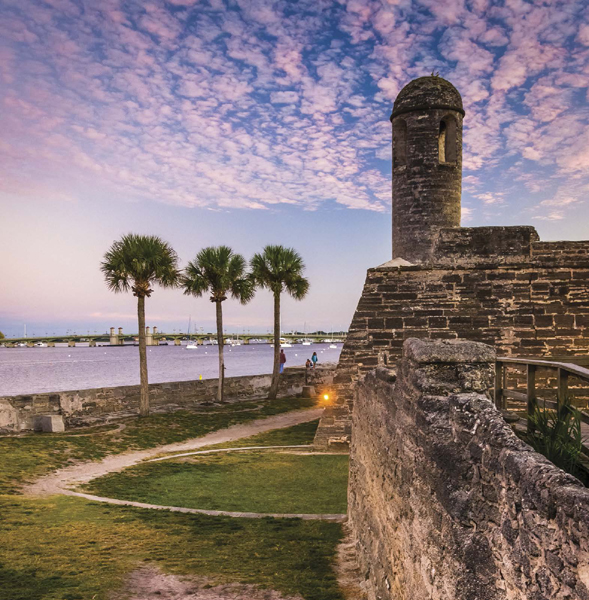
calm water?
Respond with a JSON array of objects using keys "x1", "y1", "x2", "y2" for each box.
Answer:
[{"x1": 0, "y1": 343, "x2": 342, "y2": 396}]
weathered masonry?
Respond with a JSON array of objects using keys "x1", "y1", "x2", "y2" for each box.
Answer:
[
  {"x1": 349, "y1": 339, "x2": 589, "y2": 600},
  {"x1": 314, "y1": 76, "x2": 589, "y2": 448},
  {"x1": 0, "y1": 366, "x2": 334, "y2": 433}
]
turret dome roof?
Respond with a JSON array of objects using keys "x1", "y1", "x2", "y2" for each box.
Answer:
[{"x1": 391, "y1": 76, "x2": 464, "y2": 119}]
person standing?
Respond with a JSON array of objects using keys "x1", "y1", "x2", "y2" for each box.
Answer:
[
  {"x1": 311, "y1": 351, "x2": 318, "y2": 368},
  {"x1": 279, "y1": 349, "x2": 287, "y2": 374}
]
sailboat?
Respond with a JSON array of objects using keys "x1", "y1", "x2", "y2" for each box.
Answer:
[
  {"x1": 329, "y1": 327, "x2": 338, "y2": 349},
  {"x1": 301, "y1": 322, "x2": 312, "y2": 345},
  {"x1": 186, "y1": 316, "x2": 199, "y2": 349},
  {"x1": 227, "y1": 329, "x2": 242, "y2": 346},
  {"x1": 270, "y1": 324, "x2": 292, "y2": 347}
]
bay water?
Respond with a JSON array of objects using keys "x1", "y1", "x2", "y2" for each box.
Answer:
[{"x1": 0, "y1": 343, "x2": 342, "y2": 396}]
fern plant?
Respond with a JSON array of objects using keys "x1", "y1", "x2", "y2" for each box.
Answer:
[{"x1": 525, "y1": 397, "x2": 587, "y2": 483}]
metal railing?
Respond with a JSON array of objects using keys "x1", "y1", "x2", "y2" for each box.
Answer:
[{"x1": 495, "y1": 357, "x2": 589, "y2": 435}]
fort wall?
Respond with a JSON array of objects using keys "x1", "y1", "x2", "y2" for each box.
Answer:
[
  {"x1": 349, "y1": 339, "x2": 589, "y2": 600},
  {"x1": 315, "y1": 75, "x2": 589, "y2": 449},
  {"x1": 315, "y1": 236, "x2": 589, "y2": 448},
  {"x1": 0, "y1": 366, "x2": 335, "y2": 433},
  {"x1": 391, "y1": 76, "x2": 464, "y2": 264}
]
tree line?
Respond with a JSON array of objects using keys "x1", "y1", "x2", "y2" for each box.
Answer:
[{"x1": 101, "y1": 234, "x2": 309, "y2": 416}]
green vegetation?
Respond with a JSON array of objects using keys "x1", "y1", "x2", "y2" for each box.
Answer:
[
  {"x1": 0, "y1": 404, "x2": 345, "y2": 600},
  {"x1": 0, "y1": 397, "x2": 315, "y2": 494},
  {"x1": 524, "y1": 399, "x2": 588, "y2": 485},
  {"x1": 84, "y1": 451, "x2": 349, "y2": 514},
  {"x1": 251, "y1": 245, "x2": 310, "y2": 399},
  {"x1": 0, "y1": 496, "x2": 344, "y2": 600},
  {"x1": 101, "y1": 234, "x2": 181, "y2": 416},
  {"x1": 0, "y1": 331, "x2": 4, "y2": 340},
  {"x1": 197, "y1": 418, "x2": 321, "y2": 450},
  {"x1": 182, "y1": 246, "x2": 254, "y2": 402}
]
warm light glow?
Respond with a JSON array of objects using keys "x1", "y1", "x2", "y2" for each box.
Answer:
[{"x1": 323, "y1": 394, "x2": 329, "y2": 401}]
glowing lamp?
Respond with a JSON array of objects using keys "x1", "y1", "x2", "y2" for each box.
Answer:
[{"x1": 323, "y1": 394, "x2": 329, "y2": 401}]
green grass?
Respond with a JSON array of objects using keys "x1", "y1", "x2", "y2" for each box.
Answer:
[
  {"x1": 0, "y1": 495, "x2": 344, "y2": 600},
  {"x1": 0, "y1": 397, "x2": 315, "y2": 494},
  {"x1": 84, "y1": 451, "x2": 349, "y2": 514},
  {"x1": 0, "y1": 405, "x2": 346, "y2": 599},
  {"x1": 180, "y1": 418, "x2": 322, "y2": 452}
]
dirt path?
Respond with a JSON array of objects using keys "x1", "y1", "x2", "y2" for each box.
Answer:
[
  {"x1": 62, "y1": 489, "x2": 346, "y2": 521},
  {"x1": 113, "y1": 567, "x2": 305, "y2": 600},
  {"x1": 23, "y1": 408, "x2": 323, "y2": 498}
]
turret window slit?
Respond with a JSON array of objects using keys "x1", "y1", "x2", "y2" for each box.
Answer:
[{"x1": 439, "y1": 116, "x2": 457, "y2": 164}]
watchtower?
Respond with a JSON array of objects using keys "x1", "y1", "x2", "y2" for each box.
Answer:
[{"x1": 391, "y1": 76, "x2": 464, "y2": 263}]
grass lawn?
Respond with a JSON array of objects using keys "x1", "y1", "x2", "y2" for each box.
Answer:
[
  {"x1": 0, "y1": 412, "x2": 347, "y2": 600},
  {"x1": 155, "y1": 417, "x2": 322, "y2": 455},
  {"x1": 83, "y1": 451, "x2": 349, "y2": 514},
  {"x1": 0, "y1": 397, "x2": 315, "y2": 494},
  {"x1": 0, "y1": 495, "x2": 343, "y2": 600}
]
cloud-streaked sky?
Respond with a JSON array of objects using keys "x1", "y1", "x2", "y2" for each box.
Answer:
[{"x1": 1, "y1": 0, "x2": 589, "y2": 337}]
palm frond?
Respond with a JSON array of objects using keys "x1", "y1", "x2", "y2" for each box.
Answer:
[
  {"x1": 101, "y1": 233, "x2": 180, "y2": 296},
  {"x1": 182, "y1": 261, "x2": 209, "y2": 298},
  {"x1": 231, "y1": 276, "x2": 255, "y2": 305},
  {"x1": 250, "y1": 245, "x2": 309, "y2": 299},
  {"x1": 285, "y1": 274, "x2": 310, "y2": 300},
  {"x1": 183, "y1": 246, "x2": 252, "y2": 304}
]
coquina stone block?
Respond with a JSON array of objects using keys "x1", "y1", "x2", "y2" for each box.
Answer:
[
  {"x1": 349, "y1": 339, "x2": 589, "y2": 600},
  {"x1": 314, "y1": 75, "x2": 589, "y2": 448}
]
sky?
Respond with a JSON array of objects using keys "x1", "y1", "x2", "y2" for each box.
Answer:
[{"x1": 1, "y1": 0, "x2": 588, "y2": 337}]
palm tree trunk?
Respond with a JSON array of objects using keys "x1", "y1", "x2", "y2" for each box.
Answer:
[
  {"x1": 269, "y1": 291, "x2": 281, "y2": 399},
  {"x1": 216, "y1": 300, "x2": 225, "y2": 403},
  {"x1": 137, "y1": 294, "x2": 149, "y2": 416}
]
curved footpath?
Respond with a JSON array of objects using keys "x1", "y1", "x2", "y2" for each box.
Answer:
[{"x1": 22, "y1": 407, "x2": 346, "y2": 521}]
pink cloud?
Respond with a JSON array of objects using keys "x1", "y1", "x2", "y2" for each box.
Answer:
[{"x1": 0, "y1": 0, "x2": 587, "y2": 223}]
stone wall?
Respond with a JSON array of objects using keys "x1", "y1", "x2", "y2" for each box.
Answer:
[
  {"x1": 314, "y1": 236, "x2": 589, "y2": 448},
  {"x1": 0, "y1": 366, "x2": 335, "y2": 433},
  {"x1": 349, "y1": 338, "x2": 589, "y2": 600},
  {"x1": 432, "y1": 226, "x2": 540, "y2": 265},
  {"x1": 391, "y1": 76, "x2": 464, "y2": 264},
  {"x1": 392, "y1": 106, "x2": 463, "y2": 264}
]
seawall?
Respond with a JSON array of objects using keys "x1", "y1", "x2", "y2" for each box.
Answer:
[
  {"x1": 0, "y1": 366, "x2": 335, "y2": 432},
  {"x1": 349, "y1": 338, "x2": 589, "y2": 600}
]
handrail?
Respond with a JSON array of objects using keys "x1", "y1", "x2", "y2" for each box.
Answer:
[
  {"x1": 497, "y1": 357, "x2": 589, "y2": 381},
  {"x1": 495, "y1": 357, "x2": 589, "y2": 431}
]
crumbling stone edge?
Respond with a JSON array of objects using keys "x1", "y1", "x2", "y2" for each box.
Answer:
[{"x1": 348, "y1": 338, "x2": 589, "y2": 600}]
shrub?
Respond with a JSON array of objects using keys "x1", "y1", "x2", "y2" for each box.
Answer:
[{"x1": 525, "y1": 398, "x2": 588, "y2": 485}]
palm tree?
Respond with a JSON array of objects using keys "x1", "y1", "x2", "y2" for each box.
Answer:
[
  {"x1": 101, "y1": 234, "x2": 180, "y2": 417},
  {"x1": 182, "y1": 246, "x2": 254, "y2": 403},
  {"x1": 251, "y1": 245, "x2": 309, "y2": 399}
]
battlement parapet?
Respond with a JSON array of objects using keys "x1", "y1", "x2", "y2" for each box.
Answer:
[{"x1": 349, "y1": 339, "x2": 589, "y2": 600}]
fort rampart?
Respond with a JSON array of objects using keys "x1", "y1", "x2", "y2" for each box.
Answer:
[
  {"x1": 314, "y1": 75, "x2": 589, "y2": 448},
  {"x1": 0, "y1": 366, "x2": 334, "y2": 432},
  {"x1": 349, "y1": 338, "x2": 589, "y2": 600},
  {"x1": 315, "y1": 233, "x2": 589, "y2": 447}
]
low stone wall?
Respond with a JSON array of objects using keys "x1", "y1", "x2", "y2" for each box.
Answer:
[
  {"x1": 0, "y1": 366, "x2": 335, "y2": 432},
  {"x1": 349, "y1": 338, "x2": 589, "y2": 600}
]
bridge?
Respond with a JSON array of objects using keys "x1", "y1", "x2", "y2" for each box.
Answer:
[{"x1": 1, "y1": 328, "x2": 346, "y2": 347}]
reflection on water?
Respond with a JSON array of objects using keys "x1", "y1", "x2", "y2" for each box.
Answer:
[{"x1": 0, "y1": 343, "x2": 342, "y2": 396}]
